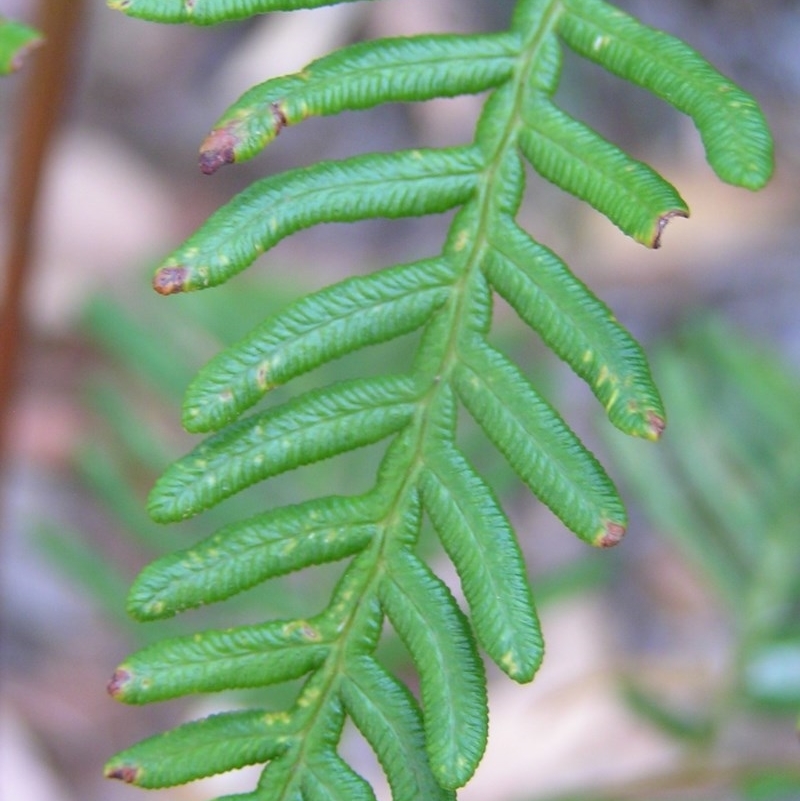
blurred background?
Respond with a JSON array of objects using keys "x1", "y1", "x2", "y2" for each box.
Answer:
[{"x1": 1, "y1": 1, "x2": 799, "y2": 800}]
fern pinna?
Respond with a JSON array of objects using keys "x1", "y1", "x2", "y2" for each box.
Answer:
[{"x1": 105, "y1": 0, "x2": 772, "y2": 798}]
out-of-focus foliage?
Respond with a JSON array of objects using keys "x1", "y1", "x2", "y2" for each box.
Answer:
[
  {"x1": 610, "y1": 321, "x2": 800, "y2": 709},
  {"x1": 597, "y1": 319, "x2": 800, "y2": 800},
  {"x1": 0, "y1": 17, "x2": 42, "y2": 75}
]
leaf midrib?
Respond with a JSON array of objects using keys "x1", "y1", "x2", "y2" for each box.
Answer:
[{"x1": 263, "y1": 4, "x2": 568, "y2": 794}]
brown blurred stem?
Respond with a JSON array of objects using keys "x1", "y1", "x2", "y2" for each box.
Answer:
[{"x1": 0, "y1": 0, "x2": 86, "y2": 474}]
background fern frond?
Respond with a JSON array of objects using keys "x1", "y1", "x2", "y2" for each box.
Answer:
[
  {"x1": 105, "y1": 0, "x2": 774, "y2": 797},
  {"x1": 0, "y1": 17, "x2": 42, "y2": 74}
]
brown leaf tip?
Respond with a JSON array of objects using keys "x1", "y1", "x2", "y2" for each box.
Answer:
[
  {"x1": 106, "y1": 668, "x2": 131, "y2": 699},
  {"x1": 199, "y1": 127, "x2": 238, "y2": 175},
  {"x1": 597, "y1": 521, "x2": 626, "y2": 548},
  {"x1": 153, "y1": 266, "x2": 189, "y2": 295},
  {"x1": 106, "y1": 764, "x2": 140, "y2": 784},
  {"x1": 652, "y1": 210, "x2": 689, "y2": 249}
]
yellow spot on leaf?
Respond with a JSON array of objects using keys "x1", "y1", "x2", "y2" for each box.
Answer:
[
  {"x1": 500, "y1": 651, "x2": 520, "y2": 676},
  {"x1": 264, "y1": 711, "x2": 291, "y2": 726},
  {"x1": 453, "y1": 228, "x2": 470, "y2": 251},
  {"x1": 604, "y1": 388, "x2": 620, "y2": 411}
]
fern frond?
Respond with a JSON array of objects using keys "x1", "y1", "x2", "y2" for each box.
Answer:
[
  {"x1": 107, "y1": 0, "x2": 773, "y2": 798},
  {"x1": 455, "y1": 339, "x2": 626, "y2": 546},
  {"x1": 303, "y1": 752, "x2": 377, "y2": 801},
  {"x1": 519, "y1": 98, "x2": 688, "y2": 247},
  {"x1": 109, "y1": 617, "x2": 331, "y2": 703},
  {"x1": 105, "y1": 708, "x2": 296, "y2": 788}
]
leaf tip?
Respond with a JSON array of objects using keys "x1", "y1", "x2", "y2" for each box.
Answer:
[
  {"x1": 107, "y1": 668, "x2": 131, "y2": 699},
  {"x1": 199, "y1": 128, "x2": 238, "y2": 175},
  {"x1": 199, "y1": 102, "x2": 287, "y2": 174},
  {"x1": 153, "y1": 265, "x2": 189, "y2": 295},
  {"x1": 651, "y1": 209, "x2": 688, "y2": 249},
  {"x1": 595, "y1": 521, "x2": 626, "y2": 548},
  {"x1": 500, "y1": 649, "x2": 541, "y2": 683},
  {"x1": 105, "y1": 762, "x2": 141, "y2": 784},
  {"x1": 181, "y1": 404, "x2": 206, "y2": 433},
  {"x1": 645, "y1": 410, "x2": 666, "y2": 441}
]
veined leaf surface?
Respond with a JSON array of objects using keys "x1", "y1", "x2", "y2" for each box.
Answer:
[{"x1": 106, "y1": 0, "x2": 773, "y2": 797}]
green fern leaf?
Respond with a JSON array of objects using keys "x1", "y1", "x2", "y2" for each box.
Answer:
[
  {"x1": 454, "y1": 339, "x2": 627, "y2": 546},
  {"x1": 148, "y1": 375, "x2": 419, "y2": 522},
  {"x1": 128, "y1": 495, "x2": 379, "y2": 620},
  {"x1": 107, "y1": 0, "x2": 372, "y2": 25},
  {"x1": 104, "y1": 709, "x2": 295, "y2": 788},
  {"x1": 200, "y1": 33, "x2": 518, "y2": 173},
  {"x1": 558, "y1": 0, "x2": 773, "y2": 189},
  {"x1": 152, "y1": 149, "x2": 481, "y2": 294},
  {"x1": 519, "y1": 98, "x2": 688, "y2": 247},
  {"x1": 108, "y1": 619, "x2": 330, "y2": 703},
  {"x1": 303, "y1": 752, "x2": 377, "y2": 801},
  {"x1": 484, "y1": 217, "x2": 665, "y2": 439},
  {"x1": 183, "y1": 258, "x2": 455, "y2": 433},
  {"x1": 341, "y1": 656, "x2": 455, "y2": 801},
  {"x1": 421, "y1": 439, "x2": 543, "y2": 681},
  {"x1": 380, "y1": 548, "x2": 487, "y2": 788},
  {"x1": 106, "y1": 0, "x2": 774, "y2": 797},
  {"x1": 252, "y1": 753, "x2": 305, "y2": 801}
]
